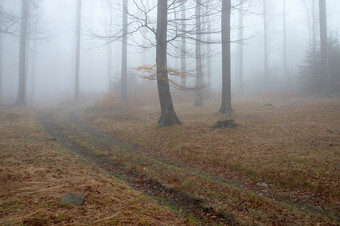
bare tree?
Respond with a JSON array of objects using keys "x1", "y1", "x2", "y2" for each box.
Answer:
[
  {"x1": 283, "y1": 0, "x2": 287, "y2": 80},
  {"x1": 74, "y1": 0, "x2": 82, "y2": 103},
  {"x1": 180, "y1": 0, "x2": 187, "y2": 88},
  {"x1": 206, "y1": 19, "x2": 212, "y2": 90},
  {"x1": 194, "y1": 0, "x2": 203, "y2": 107},
  {"x1": 237, "y1": 0, "x2": 244, "y2": 94},
  {"x1": 121, "y1": 0, "x2": 128, "y2": 102},
  {"x1": 319, "y1": 0, "x2": 329, "y2": 93},
  {"x1": 107, "y1": 12, "x2": 113, "y2": 92},
  {"x1": 156, "y1": 0, "x2": 181, "y2": 126},
  {"x1": 263, "y1": 0, "x2": 268, "y2": 86},
  {"x1": 219, "y1": 0, "x2": 232, "y2": 117},
  {"x1": 15, "y1": 0, "x2": 29, "y2": 106},
  {"x1": 0, "y1": 1, "x2": 3, "y2": 99}
]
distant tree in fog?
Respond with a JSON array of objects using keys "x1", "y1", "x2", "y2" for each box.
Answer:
[
  {"x1": 318, "y1": 0, "x2": 330, "y2": 92},
  {"x1": 237, "y1": 0, "x2": 244, "y2": 94},
  {"x1": 0, "y1": 1, "x2": 3, "y2": 99},
  {"x1": 194, "y1": 0, "x2": 203, "y2": 107},
  {"x1": 180, "y1": 0, "x2": 187, "y2": 88},
  {"x1": 15, "y1": 0, "x2": 29, "y2": 106},
  {"x1": 121, "y1": 0, "x2": 128, "y2": 102},
  {"x1": 300, "y1": 35, "x2": 340, "y2": 93},
  {"x1": 74, "y1": 0, "x2": 82, "y2": 103},
  {"x1": 263, "y1": 0, "x2": 268, "y2": 86},
  {"x1": 283, "y1": 0, "x2": 287, "y2": 80}
]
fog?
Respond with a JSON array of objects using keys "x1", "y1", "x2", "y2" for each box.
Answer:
[{"x1": 1, "y1": 0, "x2": 340, "y2": 106}]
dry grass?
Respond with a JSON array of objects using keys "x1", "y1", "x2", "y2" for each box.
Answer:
[
  {"x1": 0, "y1": 107, "x2": 186, "y2": 225},
  {"x1": 83, "y1": 96, "x2": 340, "y2": 223}
]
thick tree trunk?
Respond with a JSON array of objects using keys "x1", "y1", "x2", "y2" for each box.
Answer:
[
  {"x1": 16, "y1": 0, "x2": 29, "y2": 106},
  {"x1": 156, "y1": 0, "x2": 180, "y2": 127},
  {"x1": 180, "y1": 0, "x2": 186, "y2": 88},
  {"x1": 219, "y1": 0, "x2": 232, "y2": 117},
  {"x1": 238, "y1": 2, "x2": 244, "y2": 94},
  {"x1": 121, "y1": 0, "x2": 128, "y2": 102},
  {"x1": 263, "y1": 0, "x2": 268, "y2": 86},
  {"x1": 195, "y1": 0, "x2": 203, "y2": 107},
  {"x1": 319, "y1": 0, "x2": 330, "y2": 92},
  {"x1": 74, "y1": 0, "x2": 81, "y2": 103}
]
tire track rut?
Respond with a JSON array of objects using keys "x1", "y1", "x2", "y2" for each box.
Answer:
[{"x1": 40, "y1": 111, "x2": 236, "y2": 225}]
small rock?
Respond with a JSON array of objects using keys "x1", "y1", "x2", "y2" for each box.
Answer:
[
  {"x1": 256, "y1": 182, "x2": 268, "y2": 187},
  {"x1": 262, "y1": 189, "x2": 269, "y2": 193},
  {"x1": 62, "y1": 192, "x2": 84, "y2": 206},
  {"x1": 327, "y1": 128, "x2": 334, "y2": 134},
  {"x1": 265, "y1": 103, "x2": 272, "y2": 107}
]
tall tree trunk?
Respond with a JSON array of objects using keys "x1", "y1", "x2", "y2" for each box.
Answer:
[
  {"x1": 16, "y1": 0, "x2": 29, "y2": 106},
  {"x1": 107, "y1": 12, "x2": 113, "y2": 92},
  {"x1": 312, "y1": 0, "x2": 317, "y2": 58},
  {"x1": 283, "y1": 0, "x2": 288, "y2": 80},
  {"x1": 219, "y1": 0, "x2": 232, "y2": 117},
  {"x1": 263, "y1": 0, "x2": 268, "y2": 86},
  {"x1": 30, "y1": 39, "x2": 37, "y2": 99},
  {"x1": 0, "y1": 1, "x2": 3, "y2": 100},
  {"x1": 207, "y1": 23, "x2": 212, "y2": 89},
  {"x1": 156, "y1": 0, "x2": 180, "y2": 127},
  {"x1": 319, "y1": 0, "x2": 330, "y2": 92},
  {"x1": 107, "y1": 42, "x2": 112, "y2": 92},
  {"x1": 180, "y1": 0, "x2": 186, "y2": 88},
  {"x1": 121, "y1": 0, "x2": 128, "y2": 102},
  {"x1": 238, "y1": 1, "x2": 244, "y2": 94},
  {"x1": 74, "y1": 0, "x2": 81, "y2": 103},
  {"x1": 195, "y1": 0, "x2": 203, "y2": 107}
]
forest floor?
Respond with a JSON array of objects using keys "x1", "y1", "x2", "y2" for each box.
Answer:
[
  {"x1": 0, "y1": 107, "x2": 187, "y2": 225},
  {"x1": 1, "y1": 96, "x2": 339, "y2": 225}
]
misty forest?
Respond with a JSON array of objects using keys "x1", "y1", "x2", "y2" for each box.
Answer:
[{"x1": 1, "y1": 0, "x2": 340, "y2": 224}]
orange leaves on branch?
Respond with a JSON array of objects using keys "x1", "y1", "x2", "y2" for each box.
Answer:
[{"x1": 133, "y1": 64, "x2": 197, "y2": 91}]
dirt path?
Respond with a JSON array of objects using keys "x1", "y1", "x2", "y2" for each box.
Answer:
[
  {"x1": 40, "y1": 109, "x2": 235, "y2": 225},
  {"x1": 39, "y1": 107, "x2": 339, "y2": 225}
]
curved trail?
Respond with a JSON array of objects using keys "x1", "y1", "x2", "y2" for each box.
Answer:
[
  {"x1": 39, "y1": 108, "x2": 336, "y2": 225},
  {"x1": 40, "y1": 110, "x2": 236, "y2": 225}
]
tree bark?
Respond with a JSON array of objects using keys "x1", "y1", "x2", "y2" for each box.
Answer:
[
  {"x1": 195, "y1": 0, "x2": 203, "y2": 107},
  {"x1": 15, "y1": 0, "x2": 29, "y2": 106},
  {"x1": 319, "y1": 0, "x2": 330, "y2": 92},
  {"x1": 180, "y1": 0, "x2": 186, "y2": 88},
  {"x1": 74, "y1": 0, "x2": 81, "y2": 103},
  {"x1": 156, "y1": 0, "x2": 180, "y2": 127},
  {"x1": 121, "y1": 0, "x2": 128, "y2": 102},
  {"x1": 219, "y1": 0, "x2": 232, "y2": 117}
]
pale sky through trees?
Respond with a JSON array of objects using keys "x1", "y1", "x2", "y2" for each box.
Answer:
[{"x1": 1, "y1": 0, "x2": 340, "y2": 104}]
